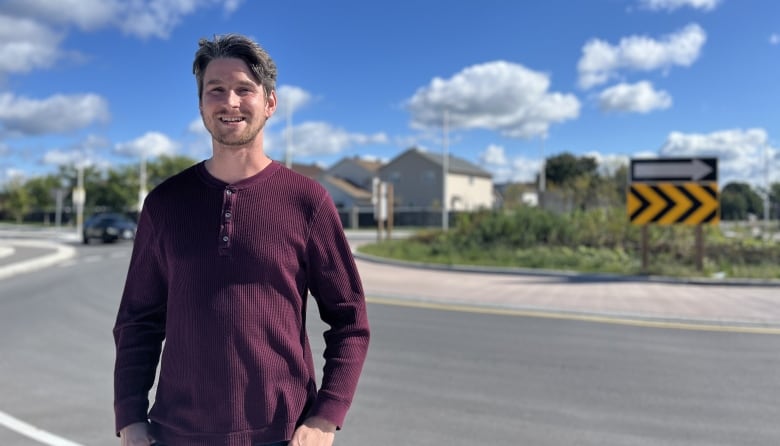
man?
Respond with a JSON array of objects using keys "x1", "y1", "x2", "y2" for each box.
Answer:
[{"x1": 113, "y1": 34, "x2": 370, "y2": 446}]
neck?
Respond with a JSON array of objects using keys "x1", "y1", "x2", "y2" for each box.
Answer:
[{"x1": 206, "y1": 142, "x2": 272, "y2": 184}]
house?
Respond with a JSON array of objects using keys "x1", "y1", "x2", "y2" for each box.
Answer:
[
  {"x1": 289, "y1": 162, "x2": 325, "y2": 180},
  {"x1": 378, "y1": 147, "x2": 494, "y2": 211},
  {"x1": 319, "y1": 175, "x2": 373, "y2": 210},
  {"x1": 326, "y1": 156, "x2": 383, "y2": 190}
]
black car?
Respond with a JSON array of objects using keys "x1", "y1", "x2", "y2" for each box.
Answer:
[{"x1": 82, "y1": 213, "x2": 137, "y2": 244}]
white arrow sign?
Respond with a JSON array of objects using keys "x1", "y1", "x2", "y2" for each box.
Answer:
[{"x1": 632, "y1": 158, "x2": 716, "y2": 182}]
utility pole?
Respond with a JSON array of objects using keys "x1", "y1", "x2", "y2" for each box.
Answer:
[
  {"x1": 139, "y1": 154, "x2": 148, "y2": 213},
  {"x1": 765, "y1": 144, "x2": 770, "y2": 237},
  {"x1": 442, "y1": 109, "x2": 449, "y2": 231},
  {"x1": 539, "y1": 137, "x2": 546, "y2": 193},
  {"x1": 285, "y1": 95, "x2": 293, "y2": 168},
  {"x1": 73, "y1": 164, "x2": 86, "y2": 235}
]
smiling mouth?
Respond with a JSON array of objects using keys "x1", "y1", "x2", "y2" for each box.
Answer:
[{"x1": 219, "y1": 116, "x2": 245, "y2": 123}]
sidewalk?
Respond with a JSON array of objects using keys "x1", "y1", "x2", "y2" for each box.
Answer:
[
  {"x1": 2, "y1": 227, "x2": 780, "y2": 330},
  {"x1": 353, "y1": 252, "x2": 780, "y2": 330}
]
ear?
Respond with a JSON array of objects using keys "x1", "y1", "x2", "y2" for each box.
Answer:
[{"x1": 265, "y1": 90, "x2": 277, "y2": 118}]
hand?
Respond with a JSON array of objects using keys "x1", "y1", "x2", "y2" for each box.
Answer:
[
  {"x1": 289, "y1": 416, "x2": 337, "y2": 446},
  {"x1": 119, "y1": 422, "x2": 154, "y2": 446}
]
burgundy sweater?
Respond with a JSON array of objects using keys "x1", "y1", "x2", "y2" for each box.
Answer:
[{"x1": 113, "y1": 161, "x2": 370, "y2": 445}]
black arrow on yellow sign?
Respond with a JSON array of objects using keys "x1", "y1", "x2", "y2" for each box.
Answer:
[{"x1": 627, "y1": 182, "x2": 719, "y2": 225}]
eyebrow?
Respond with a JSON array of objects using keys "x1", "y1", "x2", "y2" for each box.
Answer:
[{"x1": 205, "y1": 79, "x2": 259, "y2": 89}]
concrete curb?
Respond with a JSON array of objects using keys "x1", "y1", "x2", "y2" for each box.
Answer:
[
  {"x1": 353, "y1": 251, "x2": 780, "y2": 288},
  {"x1": 0, "y1": 239, "x2": 77, "y2": 281}
]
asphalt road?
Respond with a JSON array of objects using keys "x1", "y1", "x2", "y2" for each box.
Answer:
[{"x1": 1, "y1": 241, "x2": 779, "y2": 445}]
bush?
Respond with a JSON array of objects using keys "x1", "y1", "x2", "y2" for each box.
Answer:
[{"x1": 361, "y1": 206, "x2": 780, "y2": 279}]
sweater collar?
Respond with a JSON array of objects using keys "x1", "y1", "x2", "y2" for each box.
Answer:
[{"x1": 196, "y1": 160, "x2": 282, "y2": 190}]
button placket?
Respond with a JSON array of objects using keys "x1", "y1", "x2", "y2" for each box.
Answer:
[{"x1": 219, "y1": 187, "x2": 236, "y2": 255}]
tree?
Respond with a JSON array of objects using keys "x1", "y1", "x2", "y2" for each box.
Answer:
[
  {"x1": 545, "y1": 152, "x2": 598, "y2": 187},
  {"x1": 771, "y1": 182, "x2": 780, "y2": 220},
  {"x1": 2, "y1": 178, "x2": 32, "y2": 223},
  {"x1": 24, "y1": 175, "x2": 63, "y2": 222},
  {"x1": 720, "y1": 182, "x2": 763, "y2": 220},
  {"x1": 147, "y1": 155, "x2": 198, "y2": 188},
  {"x1": 543, "y1": 152, "x2": 603, "y2": 211},
  {"x1": 89, "y1": 165, "x2": 138, "y2": 213}
]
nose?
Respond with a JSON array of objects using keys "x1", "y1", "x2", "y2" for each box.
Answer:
[{"x1": 225, "y1": 89, "x2": 241, "y2": 108}]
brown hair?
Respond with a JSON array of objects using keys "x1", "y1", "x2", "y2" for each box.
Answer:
[{"x1": 192, "y1": 34, "x2": 277, "y2": 102}]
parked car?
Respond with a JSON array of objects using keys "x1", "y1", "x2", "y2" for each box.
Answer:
[{"x1": 82, "y1": 213, "x2": 137, "y2": 244}]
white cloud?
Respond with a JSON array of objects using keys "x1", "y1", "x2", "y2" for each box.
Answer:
[
  {"x1": 578, "y1": 23, "x2": 706, "y2": 89},
  {"x1": 1, "y1": 168, "x2": 27, "y2": 185},
  {"x1": 0, "y1": 14, "x2": 64, "y2": 76},
  {"x1": 598, "y1": 81, "x2": 672, "y2": 113},
  {"x1": 269, "y1": 121, "x2": 388, "y2": 157},
  {"x1": 658, "y1": 128, "x2": 778, "y2": 185},
  {"x1": 119, "y1": 0, "x2": 245, "y2": 39},
  {"x1": 0, "y1": 0, "x2": 245, "y2": 40},
  {"x1": 0, "y1": 92, "x2": 109, "y2": 136},
  {"x1": 584, "y1": 151, "x2": 631, "y2": 177},
  {"x1": 1, "y1": 0, "x2": 119, "y2": 30},
  {"x1": 115, "y1": 131, "x2": 179, "y2": 158},
  {"x1": 188, "y1": 117, "x2": 208, "y2": 135},
  {"x1": 42, "y1": 149, "x2": 88, "y2": 166},
  {"x1": 406, "y1": 61, "x2": 580, "y2": 139},
  {"x1": 474, "y1": 144, "x2": 542, "y2": 183},
  {"x1": 274, "y1": 85, "x2": 314, "y2": 120},
  {"x1": 480, "y1": 144, "x2": 509, "y2": 167},
  {"x1": 508, "y1": 156, "x2": 543, "y2": 183},
  {"x1": 770, "y1": 33, "x2": 780, "y2": 46},
  {"x1": 638, "y1": 0, "x2": 721, "y2": 12},
  {"x1": 40, "y1": 135, "x2": 112, "y2": 169}
]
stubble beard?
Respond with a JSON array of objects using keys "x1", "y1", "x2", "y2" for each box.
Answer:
[{"x1": 206, "y1": 116, "x2": 266, "y2": 148}]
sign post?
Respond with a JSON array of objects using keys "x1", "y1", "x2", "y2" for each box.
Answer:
[{"x1": 628, "y1": 157, "x2": 719, "y2": 272}]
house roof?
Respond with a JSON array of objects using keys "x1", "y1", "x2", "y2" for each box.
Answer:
[
  {"x1": 328, "y1": 156, "x2": 384, "y2": 174},
  {"x1": 352, "y1": 158, "x2": 383, "y2": 173},
  {"x1": 321, "y1": 175, "x2": 372, "y2": 199},
  {"x1": 290, "y1": 162, "x2": 324, "y2": 179},
  {"x1": 392, "y1": 148, "x2": 493, "y2": 178}
]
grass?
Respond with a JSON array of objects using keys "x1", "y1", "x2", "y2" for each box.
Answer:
[{"x1": 358, "y1": 235, "x2": 780, "y2": 280}]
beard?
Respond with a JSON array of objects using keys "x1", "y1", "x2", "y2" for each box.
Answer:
[{"x1": 203, "y1": 114, "x2": 266, "y2": 147}]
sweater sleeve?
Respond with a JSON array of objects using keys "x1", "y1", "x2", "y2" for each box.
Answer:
[
  {"x1": 305, "y1": 195, "x2": 370, "y2": 428},
  {"x1": 112, "y1": 207, "x2": 168, "y2": 434}
]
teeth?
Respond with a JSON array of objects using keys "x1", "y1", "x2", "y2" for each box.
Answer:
[{"x1": 221, "y1": 117, "x2": 244, "y2": 122}]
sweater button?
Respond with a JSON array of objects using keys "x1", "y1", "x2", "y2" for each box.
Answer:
[
  {"x1": 225, "y1": 212, "x2": 231, "y2": 219},
  {"x1": 222, "y1": 236, "x2": 229, "y2": 242}
]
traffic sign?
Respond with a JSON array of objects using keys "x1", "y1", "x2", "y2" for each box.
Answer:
[
  {"x1": 627, "y1": 182, "x2": 719, "y2": 225},
  {"x1": 631, "y1": 158, "x2": 717, "y2": 183}
]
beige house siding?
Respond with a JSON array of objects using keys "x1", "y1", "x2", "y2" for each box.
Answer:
[
  {"x1": 447, "y1": 174, "x2": 494, "y2": 210},
  {"x1": 380, "y1": 148, "x2": 494, "y2": 210}
]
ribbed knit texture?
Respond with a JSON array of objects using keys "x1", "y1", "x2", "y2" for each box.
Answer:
[{"x1": 113, "y1": 161, "x2": 370, "y2": 445}]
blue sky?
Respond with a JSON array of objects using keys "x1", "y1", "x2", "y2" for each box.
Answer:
[{"x1": 1, "y1": 0, "x2": 778, "y2": 189}]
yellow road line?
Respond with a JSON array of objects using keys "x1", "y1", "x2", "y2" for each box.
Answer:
[{"x1": 366, "y1": 296, "x2": 780, "y2": 335}]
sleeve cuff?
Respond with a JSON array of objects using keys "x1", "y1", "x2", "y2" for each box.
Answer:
[{"x1": 307, "y1": 393, "x2": 351, "y2": 429}]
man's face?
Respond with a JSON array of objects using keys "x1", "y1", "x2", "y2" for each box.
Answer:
[{"x1": 200, "y1": 57, "x2": 276, "y2": 148}]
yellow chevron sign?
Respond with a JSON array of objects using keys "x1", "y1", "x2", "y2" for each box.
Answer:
[{"x1": 627, "y1": 182, "x2": 719, "y2": 225}]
